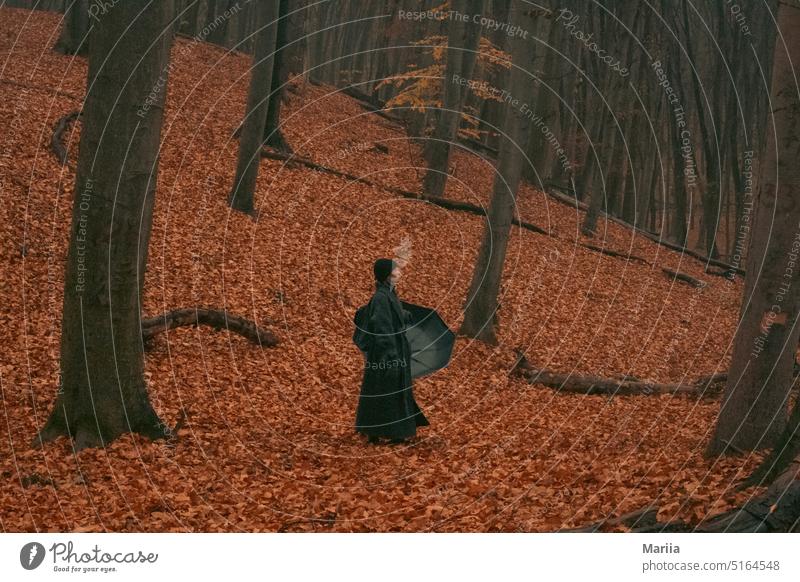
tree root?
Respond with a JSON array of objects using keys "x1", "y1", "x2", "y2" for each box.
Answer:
[
  {"x1": 31, "y1": 403, "x2": 170, "y2": 451},
  {"x1": 564, "y1": 456, "x2": 800, "y2": 532},
  {"x1": 264, "y1": 127, "x2": 294, "y2": 154}
]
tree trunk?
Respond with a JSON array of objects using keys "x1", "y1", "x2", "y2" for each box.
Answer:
[
  {"x1": 459, "y1": 0, "x2": 536, "y2": 344},
  {"x1": 524, "y1": 13, "x2": 559, "y2": 185},
  {"x1": 36, "y1": 1, "x2": 175, "y2": 451},
  {"x1": 682, "y1": 0, "x2": 721, "y2": 259},
  {"x1": 579, "y1": 121, "x2": 603, "y2": 234},
  {"x1": 263, "y1": 0, "x2": 306, "y2": 153},
  {"x1": 707, "y1": 1, "x2": 800, "y2": 456},
  {"x1": 228, "y1": 1, "x2": 281, "y2": 215},
  {"x1": 176, "y1": 0, "x2": 200, "y2": 37},
  {"x1": 579, "y1": 7, "x2": 616, "y2": 236},
  {"x1": 54, "y1": 0, "x2": 90, "y2": 56},
  {"x1": 421, "y1": 0, "x2": 484, "y2": 198}
]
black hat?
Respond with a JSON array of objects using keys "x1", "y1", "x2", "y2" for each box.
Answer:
[{"x1": 373, "y1": 258, "x2": 395, "y2": 282}]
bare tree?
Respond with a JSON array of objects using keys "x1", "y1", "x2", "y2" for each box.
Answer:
[
  {"x1": 228, "y1": 1, "x2": 281, "y2": 215},
  {"x1": 421, "y1": 0, "x2": 484, "y2": 198},
  {"x1": 36, "y1": 0, "x2": 175, "y2": 450},
  {"x1": 54, "y1": 0, "x2": 90, "y2": 56},
  {"x1": 707, "y1": 0, "x2": 800, "y2": 456},
  {"x1": 459, "y1": 0, "x2": 537, "y2": 344},
  {"x1": 263, "y1": 0, "x2": 307, "y2": 153}
]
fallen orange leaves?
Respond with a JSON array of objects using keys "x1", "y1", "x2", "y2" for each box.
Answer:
[{"x1": 0, "y1": 7, "x2": 764, "y2": 533}]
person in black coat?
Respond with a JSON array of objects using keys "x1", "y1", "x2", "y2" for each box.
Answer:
[{"x1": 355, "y1": 258, "x2": 429, "y2": 444}]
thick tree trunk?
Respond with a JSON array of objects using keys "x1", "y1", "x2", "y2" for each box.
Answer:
[
  {"x1": 459, "y1": 0, "x2": 536, "y2": 344},
  {"x1": 743, "y1": 394, "x2": 800, "y2": 489},
  {"x1": 54, "y1": 0, "x2": 90, "y2": 56},
  {"x1": 650, "y1": 0, "x2": 691, "y2": 248},
  {"x1": 578, "y1": 4, "x2": 616, "y2": 236},
  {"x1": 421, "y1": 0, "x2": 484, "y2": 198},
  {"x1": 228, "y1": 1, "x2": 281, "y2": 215},
  {"x1": 36, "y1": 1, "x2": 175, "y2": 451},
  {"x1": 707, "y1": 1, "x2": 800, "y2": 456},
  {"x1": 176, "y1": 0, "x2": 200, "y2": 37}
]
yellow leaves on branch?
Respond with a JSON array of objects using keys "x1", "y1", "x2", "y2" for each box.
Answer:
[{"x1": 380, "y1": 36, "x2": 510, "y2": 113}]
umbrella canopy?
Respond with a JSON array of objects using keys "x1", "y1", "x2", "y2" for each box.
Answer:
[{"x1": 401, "y1": 301, "x2": 455, "y2": 379}]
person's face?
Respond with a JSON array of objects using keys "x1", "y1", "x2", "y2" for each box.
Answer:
[{"x1": 389, "y1": 266, "x2": 401, "y2": 285}]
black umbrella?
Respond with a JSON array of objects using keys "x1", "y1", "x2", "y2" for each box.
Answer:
[{"x1": 400, "y1": 301, "x2": 455, "y2": 379}]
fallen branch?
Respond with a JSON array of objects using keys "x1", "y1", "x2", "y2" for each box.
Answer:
[
  {"x1": 340, "y1": 84, "x2": 498, "y2": 156},
  {"x1": 695, "y1": 372, "x2": 728, "y2": 391},
  {"x1": 50, "y1": 111, "x2": 81, "y2": 166},
  {"x1": 580, "y1": 243, "x2": 650, "y2": 265},
  {"x1": 544, "y1": 182, "x2": 745, "y2": 277},
  {"x1": 339, "y1": 85, "x2": 405, "y2": 124},
  {"x1": 266, "y1": 142, "x2": 727, "y2": 277},
  {"x1": 262, "y1": 149, "x2": 716, "y2": 272},
  {"x1": 511, "y1": 351, "x2": 726, "y2": 397},
  {"x1": 515, "y1": 367, "x2": 704, "y2": 396},
  {"x1": 261, "y1": 148, "x2": 550, "y2": 236},
  {"x1": 662, "y1": 267, "x2": 706, "y2": 288},
  {"x1": 142, "y1": 308, "x2": 278, "y2": 347},
  {"x1": 458, "y1": 135, "x2": 499, "y2": 157},
  {"x1": 706, "y1": 266, "x2": 739, "y2": 278}
]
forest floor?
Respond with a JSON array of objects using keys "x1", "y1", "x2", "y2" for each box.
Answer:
[{"x1": 0, "y1": 7, "x2": 768, "y2": 532}]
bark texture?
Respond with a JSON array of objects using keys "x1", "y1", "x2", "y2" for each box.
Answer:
[
  {"x1": 707, "y1": 2, "x2": 800, "y2": 456},
  {"x1": 229, "y1": 1, "x2": 281, "y2": 215},
  {"x1": 37, "y1": 0, "x2": 175, "y2": 450},
  {"x1": 459, "y1": 0, "x2": 537, "y2": 344}
]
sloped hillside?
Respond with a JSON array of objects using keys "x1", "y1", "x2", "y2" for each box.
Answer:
[{"x1": 0, "y1": 8, "x2": 762, "y2": 532}]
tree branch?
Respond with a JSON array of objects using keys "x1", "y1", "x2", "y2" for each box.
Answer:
[{"x1": 142, "y1": 308, "x2": 278, "y2": 347}]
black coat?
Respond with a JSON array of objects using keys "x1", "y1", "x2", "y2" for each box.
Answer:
[{"x1": 355, "y1": 280, "x2": 429, "y2": 439}]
